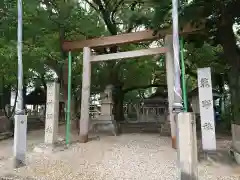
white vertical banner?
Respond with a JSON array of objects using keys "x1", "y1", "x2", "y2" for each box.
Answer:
[
  {"x1": 171, "y1": 0, "x2": 182, "y2": 103},
  {"x1": 197, "y1": 67, "x2": 216, "y2": 151}
]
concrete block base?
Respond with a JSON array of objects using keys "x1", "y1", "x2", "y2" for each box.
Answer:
[
  {"x1": 177, "y1": 112, "x2": 198, "y2": 179},
  {"x1": 90, "y1": 119, "x2": 118, "y2": 136},
  {"x1": 13, "y1": 115, "x2": 27, "y2": 168},
  {"x1": 234, "y1": 151, "x2": 240, "y2": 164}
]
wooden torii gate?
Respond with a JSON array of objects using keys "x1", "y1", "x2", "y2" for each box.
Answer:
[{"x1": 61, "y1": 23, "x2": 204, "y2": 145}]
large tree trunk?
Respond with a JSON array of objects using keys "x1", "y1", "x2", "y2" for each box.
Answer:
[
  {"x1": 113, "y1": 88, "x2": 125, "y2": 122},
  {"x1": 218, "y1": 20, "x2": 240, "y2": 154},
  {"x1": 229, "y1": 68, "x2": 240, "y2": 153},
  {"x1": 74, "y1": 96, "x2": 81, "y2": 131},
  {"x1": 229, "y1": 65, "x2": 240, "y2": 153},
  {"x1": 219, "y1": 22, "x2": 240, "y2": 124},
  {"x1": 228, "y1": 67, "x2": 240, "y2": 125},
  {"x1": 109, "y1": 65, "x2": 125, "y2": 122}
]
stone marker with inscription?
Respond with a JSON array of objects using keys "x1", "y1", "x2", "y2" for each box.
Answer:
[
  {"x1": 197, "y1": 67, "x2": 216, "y2": 151},
  {"x1": 44, "y1": 81, "x2": 60, "y2": 145}
]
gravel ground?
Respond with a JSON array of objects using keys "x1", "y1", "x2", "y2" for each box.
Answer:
[{"x1": 0, "y1": 128, "x2": 240, "y2": 180}]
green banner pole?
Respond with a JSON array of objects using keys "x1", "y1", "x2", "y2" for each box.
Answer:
[
  {"x1": 66, "y1": 51, "x2": 72, "y2": 145},
  {"x1": 180, "y1": 37, "x2": 188, "y2": 112}
]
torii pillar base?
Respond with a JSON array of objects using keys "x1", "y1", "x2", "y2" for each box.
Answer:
[{"x1": 79, "y1": 135, "x2": 88, "y2": 143}]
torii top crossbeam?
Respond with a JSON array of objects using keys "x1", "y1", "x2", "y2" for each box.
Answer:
[{"x1": 61, "y1": 22, "x2": 204, "y2": 51}]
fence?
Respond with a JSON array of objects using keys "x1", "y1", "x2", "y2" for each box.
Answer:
[{"x1": 124, "y1": 104, "x2": 167, "y2": 123}]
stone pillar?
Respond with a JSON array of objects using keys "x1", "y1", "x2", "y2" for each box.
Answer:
[
  {"x1": 232, "y1": 124, "x2": 240, "y2": 153},
  {"x1": 231, "y1": 124, "x2": 240, "y2": 164},
  {"x1": 79, "y1": 47, "x2": 91, "y2": 143},
  {"x1": 177, "y1": 112, "x2": 198, "y2": 180},
  {"x1": 165, "y1": 35, "x2": 177, "y2": 148},
  {"x1": 44, "y1": 81, "x2": 59, "y2": 145}
]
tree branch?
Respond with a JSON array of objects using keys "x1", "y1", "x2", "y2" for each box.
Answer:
[
  {"x1": 138, "y1": 89, "x2": 146, "y2": 99},
  {"x1": 123, "y1": 83, "x2": 167, "y2": 93},
  {"x1": 84, "y1": 0, "x2": 100, "y2": 12},
  {"x1": 110, "y1": 0, "x2": 124, "y2": 24},
  {"x1": 41, "y1": 0, "x2": 59, "y2": 24},
  {"x1": 185, "y1": 64, "x2": 197, "y2": 77},
  {"x1": 39, "y1": 73, "x2": 47, "y2": 91},
  {"x1": 44, "y1": 57, "x2": 61, "y2": 77},
  {"x1": 93, "y1": 0, "x2": 118, "y2": 35}
]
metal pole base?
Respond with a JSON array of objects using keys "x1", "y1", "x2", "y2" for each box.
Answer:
[
  {"x1": 13, "y1": 114, "x2": 27, "y2": 168},
  {"x1": 172, "y1": 102, "x2": 184, "y2": 150},
  {"x1": 13, "y1": 158, "x2": 25, "y2": 168}
]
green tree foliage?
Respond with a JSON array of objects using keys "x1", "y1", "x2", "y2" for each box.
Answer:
[
  {"x1": 0, "y1": 0, "x2": 233, "y2": 125},
  {"x1": 0, "y1": 0, "x2": 165, "y2": 122},
  {"x1": 147, "y1": 0, "x2": 240, "y2": 124}
]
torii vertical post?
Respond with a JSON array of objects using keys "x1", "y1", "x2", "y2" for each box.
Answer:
[
  {"x1": 165, "y1": 35, "x2": 177, "y2": 149},
  {"x1": 79, "y1": 47, "x2": 91, "y2": 143}
]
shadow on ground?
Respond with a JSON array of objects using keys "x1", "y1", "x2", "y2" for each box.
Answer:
[
  {"x1": 198, "y1": 149, "x2": 237, "y2": 166},
  {"x1": 0, "y1": 174, "x2": 37, "y2": 180}
]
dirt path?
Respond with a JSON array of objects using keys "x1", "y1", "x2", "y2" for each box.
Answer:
[{"x1": 0, "y1": 127, "x2": 239, "y2": 180}]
